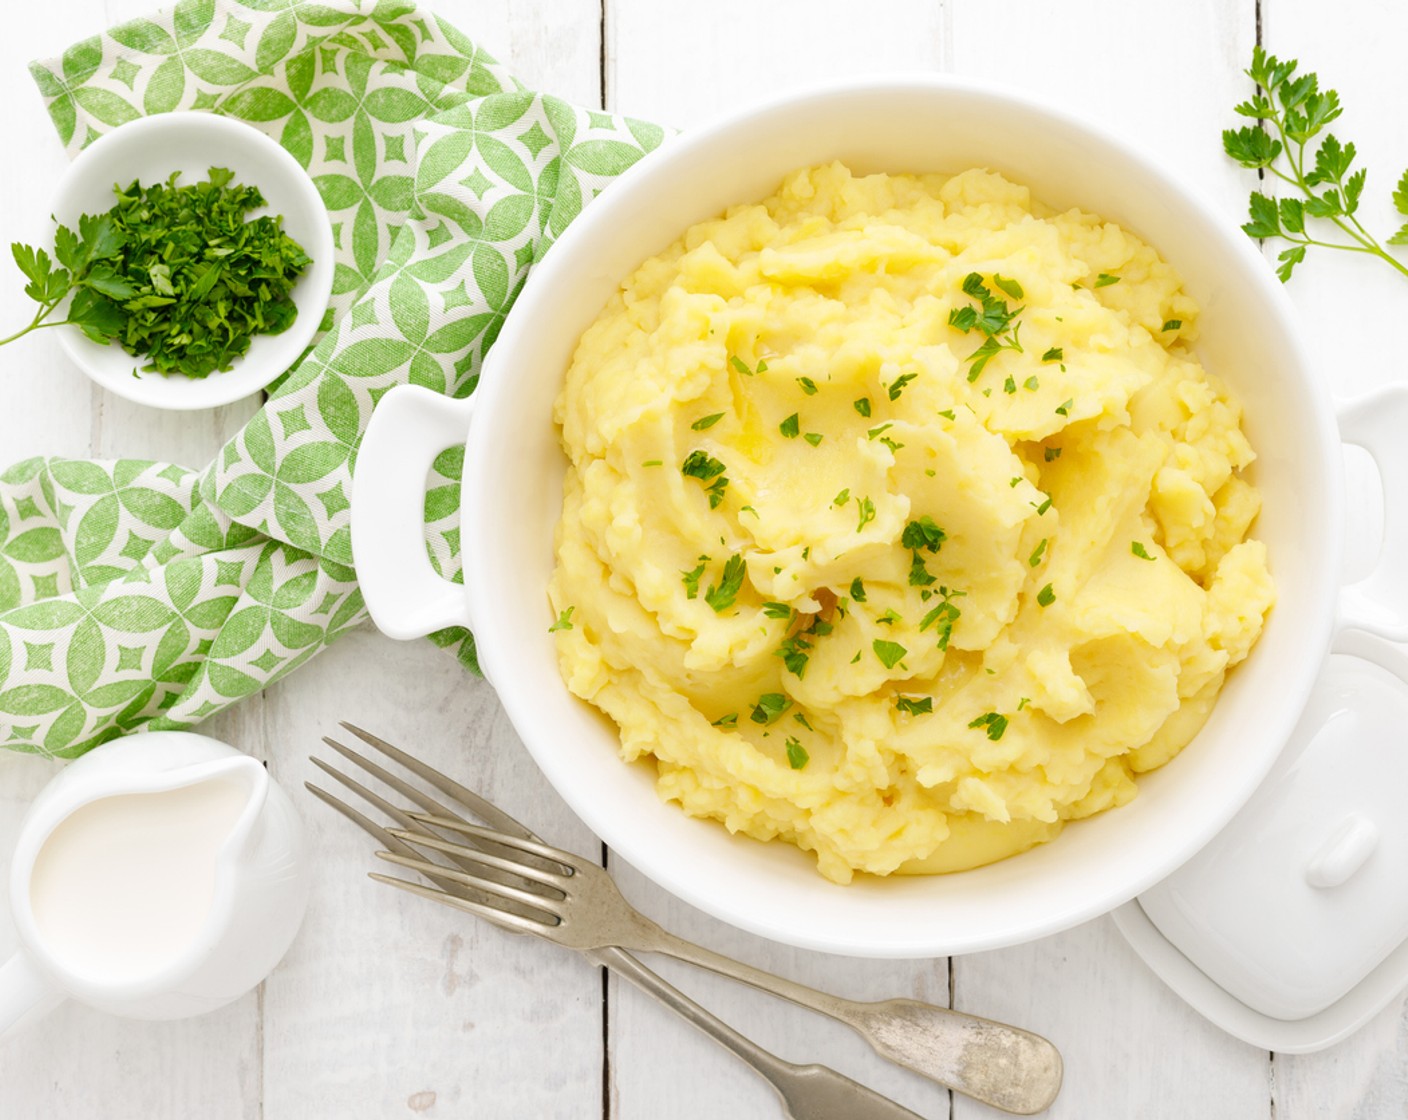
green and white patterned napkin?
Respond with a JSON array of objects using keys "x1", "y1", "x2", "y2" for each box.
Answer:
[{"x1": 0, "y1": 0, "x2": 667, "y2": 757}]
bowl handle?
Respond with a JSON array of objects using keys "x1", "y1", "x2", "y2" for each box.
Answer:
[
  {"x1": 1336, "y1": 384, "x2": 1408, "y2": 640},
  {"x1": 351, "y1": 386, "x2": 476, "y2": 640}
]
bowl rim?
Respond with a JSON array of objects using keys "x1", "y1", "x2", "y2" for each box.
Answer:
[
  {"x1": 464, "y1": 73, "x2": 1342, "y2": 956},
  {"x1": 48, "y1": 111, "x2": 334, "y2": 412}
]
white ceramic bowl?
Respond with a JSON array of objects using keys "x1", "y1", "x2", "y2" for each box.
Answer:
[
  {"x1": 352, "y1": 78, "x2": 1408, "y2": 957},
  {"x1": 50, "y1": 112, "x2": 334, "y2": 411}
]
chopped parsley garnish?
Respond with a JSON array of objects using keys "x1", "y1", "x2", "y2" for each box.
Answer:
[
  {"x1": 938, "y1": 409, "x2": 956, "y2": 420},
  {"x1": 1032, "y1": 495, "x2": 1053, "y2": 516},
  {"x1": 1095, "y1": 273, "x2": 1121, "y2": 288},
  {"x1": 1003, "y1": 375, "x2": 1017, "y2": 394},
  {"x1": 691, "y1": 412, "x2": 725, "y2": 431},
  {"x1": 1024, "y1": 376, "x2": 1040, "y2": 391},
  {"x1": 779, "y1": 412, "x2": 800, "y2": 438},
  {"x1": 548, "y1": 607, "x2": 574, "y2": 632},
  {"x1": 1010, "y1": 477, "x2": 1022, "y2": 488},
  {"x1": 1055, "y1": 398, "x2": 1073, "y2": 416},
  {"x1": 775, "y1": 631, "x2": 813, "y2": 677},
  {"x1": 992, "y1": 273, "x2": 1024, "y2": 300},
  {"x1": 1044, "y1": 446, "x2": 1062, "y2": 462},
  {"x1": 887, "y1": 372, "x2": 918, "y2": 400},
  {"x1": 1041, "y1": 347, "x2": 1064, "y2": 362},
  {"x1": 704, "y1": 554, "x2": 746, "y2": 612},
  {"x1": 850, "y1": 650, "x2": 862, "y2": 664},
  {"x1": 797, "y1": 376, "x2": 818, "y2": 395},
  {"x1": 681, "y1": 557, "x2": 708, "y2": 599},
  {"x1": 895, "y1": 695, "x2": 933, "y2": 716},
  {"x1": 856, "y1": 496, "x2": 876, "y2": 532},
  {"x1": 712, "y1": 712, "x2": 738, "y2": 728},
  {"x1": 730, "y1": 355, "x2": 764, "y2": 376},
  {"x1": 872, "y1": 639, "x2": 908, "y2": 669},
  {"x1": 1132, "y1": 541, "x2": 1157, "y2": 561},
  {"x1": 902, "y1": 516, "x2": 946, "y2": 553},
  {"x1": 1162, "y1": 319, "x2": 1182, "y2": 332},
  {"x1": 853, "y1": 397, "x2": 872, "y2": 418},
  {"x1": 642, "y1": 459, "x2": 662, "y2": 467},
  {"x1": 833, "y1": 489, "x2": 850, "y2": 507},
  {"x1": 919, "y1": 586, "x2": 964, "y2": 650},
  {"x1": 1029, "y1": 539, "x2": 1048, "y2": 567},
  {"x1": 877, "y1": 608, "x2": 901, "y2": 625},
  {"x1": 1037, "y1": 583, "x2": 1056, "y2": 607},
  {"x1": 3, "y1": 167, "x2": 312, "y2": 376},
  {"x1": 794, "y1": 711, "x2": 814, "y2": 730},
  {"x1": 681, "y1": 450, "x2": 729, "y2": 508},
  {"x1": 909, "y1": 551, "x2": 937, "y2": 587},
  {"x1": 785, "y1": 737, "x2": 810, "y2": 769},
  {"x1": 804, "y1": 432, "x2": 823, "y2": 446},
  {"x1": 968, "y1": 712, "x2": 1009, "y2": 741},
  {"x1": 1017, "y1": 697, "x2": 1031, "y2": 711},
  {"x1": 763, "y1": 601, "x2": 792, "y2": 619},
  {"x1": 750, "y1": 692, "x2": 792, "y2": 725},
  {"x1": 867, "y1": 423, "x2": 893, "y2": 439},
  {"x1": 849, "y1": 577, "x2": 867, "y2": 602},
  {"x1": 949, "y1": 272, "x2": 1025, "y2": 381}
]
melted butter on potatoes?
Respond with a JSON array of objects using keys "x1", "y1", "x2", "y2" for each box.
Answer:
[{"x1": 549, "y1": 163, "x2": 1275, "y2": 884}]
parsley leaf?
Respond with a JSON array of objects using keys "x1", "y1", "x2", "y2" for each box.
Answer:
[
  {"x1": 895, "y1": 695, "x2": 933, "y2": 716},
  {"x1": 968, "y1": 712, "x2": 1009, "y2": 741},
  {"x1": 548, "y1": 607, "x2": 575, "y2": 632},
  {"x1": 1037, "y1": 583, "x2": 1056, "y2": 607},
  {"x1": 797, "y1": 376, "x2": 818, "y2": 395},
  {"x1": 849, "y1": 577, "x2": 867, "y2": 602},
  {"x1": 750, "y1": 692, "x2": 792, "y2": 725},
  {"x1": 901, "y1": 516, "x2": 946, "y2": 552},
  {"x1": 1041, "y1": 346, "x2": 1063, "y2": 362},
  {"x1": 1131, "y1": 541, "x2": 1157, "y2": 561},
  {"x1": 872, "y1": 639, "x2": 907, "y2": 669},
  {"x1": 691, "y1": 412, "x2": 725, "y2": 431},
  {"x1": 681, "y1": 556, "x2": 708, "y2": 599},
  {"x1": 1162, "y1": 319, "x2": 1182, "y2": 331},
  {"x1": 785, "y1": 737, "x2": 810, "y2": 769},
  {"x1": 803, "y1": 432, "x2": 823, "y2": 446},
  {"x1": 763, "y1": 601, "x2": 792, "y2": 619},
  {"x1": 1095, "y1": 272, "x2": 1120, "y2": 288},
  {"x1": 853, "y1": 397, "x2": 872, "y2": 417},
  {"x1": 779, "y1": 412, "x2": 800, "y2": 438},
  {"x1": 704, "y1": 554, "x2": 747, "y2": 612},
  {"x1": 856, "y1": 496, "x2": 876, "y2": 532},
  {"x1": 712, "y1": 712, "x2": 739, "y2": 728},
  {"x1": 887, "y1": 371, "x2": 918, "y2": 400}
]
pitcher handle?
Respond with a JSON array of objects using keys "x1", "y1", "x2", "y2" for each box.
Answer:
[{"x1": 0, "y1": 951, "x2": 63, "y2": 1042}]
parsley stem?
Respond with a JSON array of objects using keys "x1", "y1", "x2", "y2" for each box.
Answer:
[
  {"x1": 0, "y1": 303, "x2": 60, "y2": 347},
  {"x1": 1263, "y1": 112, "x2": 1408, "y2": 279}
]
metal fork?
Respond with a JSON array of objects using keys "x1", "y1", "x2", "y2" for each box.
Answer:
[{"x1": 309, "y1": 723, "x2": 1062, "y2": 1116}]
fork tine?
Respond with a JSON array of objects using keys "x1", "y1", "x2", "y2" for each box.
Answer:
[
  {"x1": 306, "y1": 781, "x2": 480, "y2": 899},
  {"x1": 368, "y1": 873, "x2": 555, "y2": 937},
  {"x1": 339, "y1": 721, "x2": 537, "y2": 841},
  {"x1": 406, "y1": 812, "x2": 589, "y2": 872},
  {"x1": 386, "y1": 827, "x2": 573, "y2": 891},
  {"x1": 318, "y1": 737, "x2": 539, "y2": 870},
  {"x1": 374, "y1": 850, "x2": 565, "y2": 920}
]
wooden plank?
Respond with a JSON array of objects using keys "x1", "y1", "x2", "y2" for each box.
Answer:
[
  {"x1": 601, "y1": 6, "x2": 953, "y2": 1117},
  {"x1": 606, "y1": 859, "x2": 951, "y2": 1119},
  {"x1": 1256, "y1": 5, "x2": 1408, "y2": 1113},
  {"x1": 253, "y1": 628, "x2": 607, "y2": 1119},
  {"x1": 606, "y1": 0, "x2": 949, "y2": 127},
  {"x1": 955, "y1": 918, "x2": 1272, "y2": 1119}
]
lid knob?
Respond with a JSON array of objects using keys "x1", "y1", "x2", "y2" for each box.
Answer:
[{"x1": 1304, "y1": 812, "x2": 1380, "y2": 889}]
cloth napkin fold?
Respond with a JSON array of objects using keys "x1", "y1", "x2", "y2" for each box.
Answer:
[{"x1": 0, "y1": 0, "x2": 666, "y2": 757}]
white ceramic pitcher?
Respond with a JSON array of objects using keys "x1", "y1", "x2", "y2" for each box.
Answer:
[{"x1": 0, "y1": 731, "x2": 309, "y2": 1038}]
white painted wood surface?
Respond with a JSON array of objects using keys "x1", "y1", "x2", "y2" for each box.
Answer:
[{"x1": 3, "y1": 1, "x2": 1407, "y2": 1117}]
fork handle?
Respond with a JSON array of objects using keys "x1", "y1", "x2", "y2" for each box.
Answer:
[
  {"x1": 634, "y1": 925, "x2": 1061, "y2": 1115},
  {"x1": 588, "y1": 946, "x2": 927, "y2": 1120}
]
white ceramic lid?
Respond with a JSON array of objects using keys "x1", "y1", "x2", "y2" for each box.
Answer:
[{"x1": 1116, "y1": 634, "x2": 1408, "y2": 1051}]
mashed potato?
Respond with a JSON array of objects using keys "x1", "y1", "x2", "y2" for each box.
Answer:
[{"x1": 549, "y1": 163, "x2": 1275, "y2": 884}]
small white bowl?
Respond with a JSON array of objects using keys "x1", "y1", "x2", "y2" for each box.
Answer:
[{"x1": 49, "y1": 112, "x2": 333, "y2": 411}]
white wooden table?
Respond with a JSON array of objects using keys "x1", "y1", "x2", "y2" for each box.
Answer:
[{"x1": 3, "y1": 2, "x2": 1406, "y2": 1116}]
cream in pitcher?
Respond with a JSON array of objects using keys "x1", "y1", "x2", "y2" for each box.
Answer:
[
  {"x1": 1, "y1": 732, "x2": 309, "y2": 1038},
  {"x1": 29, "y1": 777, "x2": 255, "y2": 984}
]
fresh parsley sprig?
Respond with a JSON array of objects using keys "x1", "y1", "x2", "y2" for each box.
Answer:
[
  {"x1": 948, "y1": 272, "x2": 1024, "y2": 380},
  {"x1": 1224, "y1": 46, "x2": 1408, "y2": 282}
]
